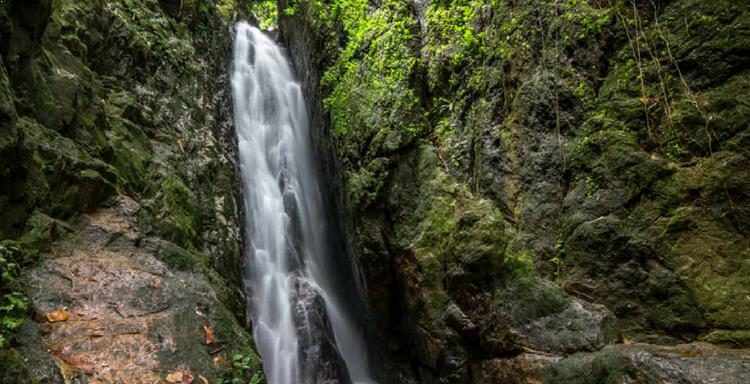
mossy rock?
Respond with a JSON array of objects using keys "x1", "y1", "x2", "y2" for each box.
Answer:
[
  {"x1": 702, "y1": 329, "x2": 750, "y2": 348},
  {"x1": 561, "y1": 215, "x2": 705, "y2": 340},
  {"x1": 20, "y1": 117, "x2": 116, "y2": 217},
  {"x1": 543, "y1": 343, "x2": 750, "y2": 383},
  {"x1": 103, "y1": 89, "x2": 153, "y2": 193},
  {"x1": 0, "y1": 348, "x2": 33, "y2": 384},
  {"x1": 154, "y1": 239, "x2": 201, "y2": 271},
  {"x1": 0, "y1": 57, "x2": 17, "y2": 152}
]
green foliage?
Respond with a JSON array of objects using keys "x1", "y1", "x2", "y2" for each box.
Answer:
[
  {"x1": 346, "y1": 159, "x2": 386, "y2": 208},
  {"x1": 498, "y1": 275, "x2": 569, "y2": 321},
  {"x1": 504, "y1": 251, "x2": 536, "y2": 278},
  {"x1": 560, "y1": 0, "x2": 612, "y2": 40},
  {"x1": 0, "y1": 241, "x2": 28, "y2": 349},
  {"x1": 424, "y1": 0, "x2": 484, "y2": 71},
  {"x1": 248, "y1": 0, "x2": 277, "y2": 29},
  {"x1": 307, "y1": 0, "x2": 423, "y2": 166},
  {"x1": 223, "y1": 352, "x2": 264, "y2": 384},
  {"x1": 584, "y1": 175, "x2": 599, "y2": 197}
]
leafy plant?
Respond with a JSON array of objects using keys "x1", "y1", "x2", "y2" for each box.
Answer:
[
  {"x1": 223, "y1": 352, "x2": 263, "y2": 384},
  {"x1": 585, "y1": 175, "x2": 600, "y2": 197},
  {"x1": 247, "y1": 0, "x2": 278, "y2": 28},
  {"x1": 0, "y1": 241, "x2": 28, "y2": 349}
]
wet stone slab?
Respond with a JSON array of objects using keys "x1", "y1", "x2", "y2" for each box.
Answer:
[{"x1": 21, "y1": 197, "x2": 250, "y2": 383}]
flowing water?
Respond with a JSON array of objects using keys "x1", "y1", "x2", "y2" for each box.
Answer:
[{"x1": 231, "y1": 22, "x2": 375, "y2": 384}]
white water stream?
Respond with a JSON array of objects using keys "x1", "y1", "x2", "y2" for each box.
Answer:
[{"x1": 231, "y1": 22, "x2": 374, "y2": 384}]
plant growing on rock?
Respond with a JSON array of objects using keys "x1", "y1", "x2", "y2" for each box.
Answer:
[{"x1": 0, "y1": 242, "x2": 27, "y2": 349}]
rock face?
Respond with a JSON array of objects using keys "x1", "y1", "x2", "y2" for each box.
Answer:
[
  {"x1": 545, "y1": 342, "x2": 750, "y2": 384},
  {"x1": 278, "y1": 0, "x2": 750, "y2": 382},
  {"x1": 25, "y1": 197, "x2": 256, "y2": 382},
  {"x1": 0, "y1": 0, "x2": 263, "y2": 381}
]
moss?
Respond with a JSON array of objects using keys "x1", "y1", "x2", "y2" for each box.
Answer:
[
  {"x1": 665, "y1": 207, "x2": 750, "y2": 329},
  {"x1": 402, "y1": 149, "x2": 506, "y2": 328},
  {"x1": 345, "y1": 158, "x2": 387, "y2": 209},
  {"x1": 496, "y1": 274, "x2": 569, "y2": 322},
  {"x1": 157, "y1": 241, "x2": 201, "y2": 271},
  {"x1": 543, "y1": 348, "x2": 639, "y2": 384},
  {"x1": 502, "y1": 250, "x2": 536, "y2": 279},
  {"x1": 156, "y1": 175, "x2": 200, "y2": 249},
  {"x1": 0, "y1": 348, "x2": 33, "y2": 383},
  {"x1": 701, "y1": 329, "x2": 750, "y2": 348},
  {"x1": 645, "y1": 149, "x2": 750, "y2": 331},
  {"x1": 313, "y1": 0, "x2": 424, "y2": 167},
  {"x1": 20, "y1": 117, "x2": 116, "y2": 217},
  {"x1": 104, "y1": 89, "x2": 153, "y2": 193},
  {"x1": 0, "y1": 58, "x2": 17, "y2": 152},
  {"x1": 16, "y1": 211, "x2": 68, "y2": 263}
]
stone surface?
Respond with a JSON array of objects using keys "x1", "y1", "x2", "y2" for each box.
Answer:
[
  {"x1": 22, "y1": 197, "x2": 261, "y2": 382},
  {"x1": 545, "y1": 342, "x2": 750, "y2": 384}
]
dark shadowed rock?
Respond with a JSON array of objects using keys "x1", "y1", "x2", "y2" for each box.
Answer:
[{"x1": 291, "y1": 276, "x2": 352, "y2": 384}]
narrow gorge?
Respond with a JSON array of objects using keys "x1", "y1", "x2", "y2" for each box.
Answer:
[{"x1": 1, "y1": 0, "x2": 749, "y2": 383}]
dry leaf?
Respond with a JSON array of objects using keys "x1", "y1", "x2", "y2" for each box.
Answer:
[
  {"x1": 203, "y1": 323, "x2": 215, "y2": 345},
  {"x1": 46, "y1": 308, "x2": 69, "y2": 322},
  {"x1": 212, "y1": 354, "x2": 230, "y2": 368},
  {"x1": 166, "y1": 371, "x2": 182, "y2": 383},
  {"x1": 183, "y1": 371, "x2": 194, "y2": 383},
  {"x1": 166, "y1": 370, "x2": 194, "y2": 383},
  {"x1": 198, "y1": 375, "x2": 209, "y2": 384}
]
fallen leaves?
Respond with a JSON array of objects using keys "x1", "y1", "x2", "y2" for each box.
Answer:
[
  {"x1": 46, "y1": 308, "x2": 70, "y2": 322},
  {"x1": 203, "y1": 322, "x2": 215, "y2": 345},
  {"x1": 212, "y1": 354, "x2": 230, "y2": 368},
  {"x1": 166, "y1": 369, "x2": 194, "y2": 383},
  {"x1": 680, "y1": 349, "x2": 703, "y2": 357},
  {"x1": 204, "y1": 321, "x2": 226, "y2": 354}
]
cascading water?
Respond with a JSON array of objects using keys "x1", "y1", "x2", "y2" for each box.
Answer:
[{"x1": 231, "y1": 22, "x2": 375, "y2": 384}]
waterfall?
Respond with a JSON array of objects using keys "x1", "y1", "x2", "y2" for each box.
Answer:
[{"x1": 231, "y1": 22, "x2": 375, "y2": 384}]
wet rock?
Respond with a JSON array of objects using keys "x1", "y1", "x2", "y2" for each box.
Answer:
[
  {"x1": 283, "y1": 189, "x2": 306, "y2": 273},
  {"x1": 473, "y1": 353, "x2": 561, "y2": 384},
  {"x1": 444, "y1": 304, "x2": 478, "y2": 342},
  {"x1": 19, "y1": 198, "x2": 261, "y2": 382},
  {"x1": 513, "y1": 290, "x2": 618, "y2": 354},
  {"x1": 562, "y1": 214, "x2": 706, "y2": 341},
  {"x1": 544, "y1": 342, "x2": 750, "y2": 384},
  {"x1": 291, "y1": 276, "x2": 352, "y2": 384}
]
